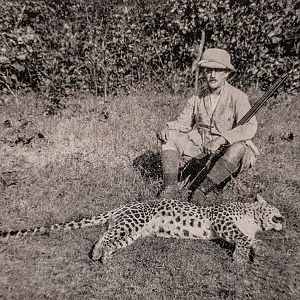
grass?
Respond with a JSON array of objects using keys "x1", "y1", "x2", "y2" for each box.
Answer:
[{"x1": 0, "y1": 89, "x2": 299, "y2": 300}]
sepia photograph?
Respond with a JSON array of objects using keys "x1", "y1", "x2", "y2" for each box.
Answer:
[{"x1": 0, "y1": 0, "x2": 299, "y2": 299}]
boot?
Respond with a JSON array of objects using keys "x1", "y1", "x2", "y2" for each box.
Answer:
[
  {"x1": 198, "y1": 157, "x2": 238, "y2": 195},
  {"x1": 160, "y1": 150, "x2": 180, "y2": 199}
]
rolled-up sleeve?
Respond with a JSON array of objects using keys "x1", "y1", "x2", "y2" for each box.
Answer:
[{"x1": 166, "y1": 96, "x2": 196, "y2": 132}]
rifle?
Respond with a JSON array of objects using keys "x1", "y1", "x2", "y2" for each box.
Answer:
[{"x1": 181, "y1": 72, "x2": 290, "y2": 190}]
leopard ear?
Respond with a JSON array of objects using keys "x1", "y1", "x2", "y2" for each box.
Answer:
[{"x1": 256, "y1": 194, "x2": 267, "y2": 204}]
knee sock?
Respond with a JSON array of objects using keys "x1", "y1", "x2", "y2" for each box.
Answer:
[
  {"x1": 161, "y1": 150, "x2": 179, "y2": 186},
  {"x1": 200, "y1": 157, "x2": 239, "y2": 193}
]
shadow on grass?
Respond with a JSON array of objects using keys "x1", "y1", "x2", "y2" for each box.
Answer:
[
  {"x1": 132, "y1": 150, "x2": 223, "y2": 187},
  {"x1": 213, "y1": 239, "x2": 255, "y2": 263},
  {"x1": 132, "y1": 150, "x2": 210, "y2": 186},
  {"x1": 133, "y1": 150, "x2": 163, "y2": 183},
  {"x1": 213, "y1": 239, "x2": 235, "y2": 257}
]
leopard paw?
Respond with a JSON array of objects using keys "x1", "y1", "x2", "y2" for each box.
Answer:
[
  {"x1": 252, "y1": 240, "x2": 267, "y2": 257},
  {"x1": 89, "y1": 242, "x2": 106, "y2": 262},
  {"x1": 100, "y1": 249, "x2": 113, "y2": 264},
  {"x1": 232, "y1": 247, "x2": 251, "y2": 266},
  {"x1": 233, "y1": 253, "x2": 249, "y2": 265},
  {"x1": 89, "y1": 245, "x2": 112, "y2": 263},
  {"x1": 232, "y1": 255, "x2": 249, "y2": 274}
]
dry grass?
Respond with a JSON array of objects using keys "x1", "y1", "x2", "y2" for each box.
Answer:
[{"x1": 0, "y1": 90, "x2": 299, "y2": 300}]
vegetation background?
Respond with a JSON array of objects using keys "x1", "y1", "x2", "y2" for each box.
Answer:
[{"x1": 0, "y1": 0, "x2": 299, "y2": 299}]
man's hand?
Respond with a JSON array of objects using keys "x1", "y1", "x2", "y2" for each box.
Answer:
[
  {"x1": 203, "y1": 136, "x2": 226, "y2": 155},
  {"x1": 157, "y1": 125, "x2": 169, "y2": 143}
]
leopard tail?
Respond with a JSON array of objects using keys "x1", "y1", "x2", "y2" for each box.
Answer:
[{"x1": 0, "y1": 212, "x2": 110, "y2": 241}]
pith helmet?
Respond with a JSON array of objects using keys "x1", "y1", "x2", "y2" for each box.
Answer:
[{"x1": 198, "y1": 48, "x2": 235, "y2": 71}]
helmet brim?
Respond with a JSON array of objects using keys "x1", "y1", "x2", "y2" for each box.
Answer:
[{"x1": 198, "y1": 60, "x2": 235, "y2": 71}]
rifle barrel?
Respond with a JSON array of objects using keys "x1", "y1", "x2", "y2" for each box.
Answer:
[{"x1": 236, "y1": 72, "x2": 290, "y2": 126}]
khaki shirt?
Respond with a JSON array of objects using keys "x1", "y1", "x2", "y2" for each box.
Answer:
[{"x1": 167, "y1": 81, "x2": 258, "y2": 150}]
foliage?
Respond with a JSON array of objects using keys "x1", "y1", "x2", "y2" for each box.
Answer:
[{"x1": 0, "y1": 0, "x2": 299, "y2": 102}]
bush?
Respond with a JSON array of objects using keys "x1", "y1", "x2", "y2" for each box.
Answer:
[{"x1": 0, "y1": 0, "x2": 299, "y2": 101}]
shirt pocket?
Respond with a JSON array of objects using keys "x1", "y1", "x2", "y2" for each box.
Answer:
[{"x1": 215, "y1": 113, "x2": 235, "y2": 132}]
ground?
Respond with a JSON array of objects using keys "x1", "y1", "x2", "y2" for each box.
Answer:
[{"x1": 0, "y1": 89, "x2": 299, "y2": 299}]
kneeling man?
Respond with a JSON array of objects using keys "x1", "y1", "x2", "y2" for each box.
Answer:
[{"x1": 157, "y1": 48, "x2": 259, "y2": 201}]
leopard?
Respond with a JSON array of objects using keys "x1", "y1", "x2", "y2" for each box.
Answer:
[{"x1": 0, "y1": 194, "x2": 284, "y2": 264}]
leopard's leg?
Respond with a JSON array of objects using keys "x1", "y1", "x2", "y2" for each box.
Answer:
[
  {"x1": 91, "y1": 226, "x2": 144, "y2": 263},
  {"x1": 212, "y1": 220, "x2": 255, "y2": 264},
  {"x1": 233, "y1": 237, "x2": 254, "y2": 265}
]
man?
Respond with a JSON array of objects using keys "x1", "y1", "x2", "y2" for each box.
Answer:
[{"x1": 157, "y1": 48, "x2": 259, "y2": 202}]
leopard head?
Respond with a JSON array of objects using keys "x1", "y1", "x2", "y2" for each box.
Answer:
[{"x1": 256, "y1": 194, "x2": 284, "y2": 231}]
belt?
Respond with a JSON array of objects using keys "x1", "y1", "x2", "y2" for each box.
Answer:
[{"x1": 197, "y1": 123, "x2": 213, "y2": 130}]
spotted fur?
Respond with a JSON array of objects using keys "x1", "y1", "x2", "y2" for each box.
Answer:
[{"x1": 0, "y1": 195, "x2": 284, "y2": 264}]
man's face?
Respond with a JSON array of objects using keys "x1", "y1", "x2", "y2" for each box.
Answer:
[{"x1": 203, "y1": 68, "x2": 229, "y2": 91}]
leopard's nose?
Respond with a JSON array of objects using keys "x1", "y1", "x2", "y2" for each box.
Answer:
[{"x1": 272, "y1": 216, "x2": 284, "y2": 224}]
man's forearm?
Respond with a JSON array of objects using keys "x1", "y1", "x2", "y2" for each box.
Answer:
[{"x1": 220, "y1": 122, "x2": 257, "y2": 144}]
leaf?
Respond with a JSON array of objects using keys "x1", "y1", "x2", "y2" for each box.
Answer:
[
  {"x1": 16, "y1": 54, "x2": 26, "y2": 60},
  {"x1": 12, "y1": 63, "x2": 25, "y2": 72},
  {"x1": 0, "y1": 55, "x2": 10, "y2": 64}
]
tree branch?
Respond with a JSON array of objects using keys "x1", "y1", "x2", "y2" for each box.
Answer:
[{"x1": 192, "y1": 31, "x2": 205, "y2": 96}]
